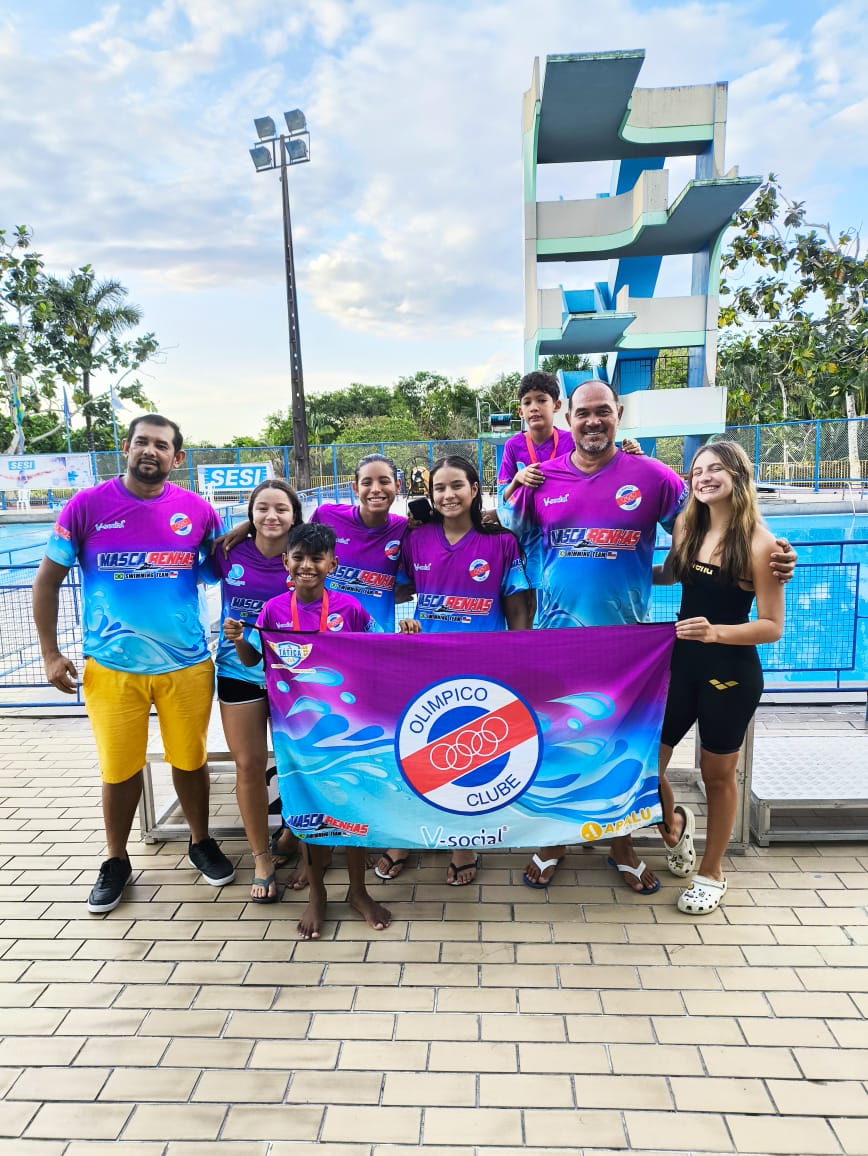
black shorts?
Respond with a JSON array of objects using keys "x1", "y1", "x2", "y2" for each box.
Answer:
[
  {"x1": 216, "y1": 675, "x2": 267, "y2": 705},
  {"x1": 661, "y1": 640, "x2": 763, "y2": 755}
]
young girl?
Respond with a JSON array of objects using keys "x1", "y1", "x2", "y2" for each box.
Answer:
[
  {"x1": 226, "y1": 522, "x2": 390, "y2": 940},
  {"x1": 383, "y1": 455, "x2": 532, "y2": 886},
  {"x1": 310, "y1": 453, "x2": 410, "y2": 634},
  {"x1": 654, "y1": 441, "x2": 784, "y2": 914},
  {"x1": 209, "y1": 480, "x2": 301, "y2": 903}
]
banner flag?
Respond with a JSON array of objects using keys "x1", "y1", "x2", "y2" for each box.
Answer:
[
  {"x1": 260, "y1": 624, "x2": 675, "y2": 850},
  {"x1": 0, "y1": 453, "x2": 95, "y2": 491}
]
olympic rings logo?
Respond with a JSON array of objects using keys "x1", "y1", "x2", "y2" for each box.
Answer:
[{"x1": 429, "y1": 715, "x2": 509, "y2": 772}]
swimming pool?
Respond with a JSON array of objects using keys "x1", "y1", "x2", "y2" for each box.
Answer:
[
  {"x1": 649, "y1": 510, "x2": 868, "y2": 693},
  {"x1": 2, "y1": 508, "x2": 867, "y2": 694},
  {"x1": 0, "y1": 521, "x2": 56, "y2": 567}
]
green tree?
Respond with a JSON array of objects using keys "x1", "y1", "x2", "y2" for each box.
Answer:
[
  {"x1": 539, "y1": 354, "x2": 592, "y2": 374},
  {"x1": 33, "y1": 268, "x2": 159, "y2": 451},
  {"x1": 0, "y1": 226, "x2": 56, "y2": 451},
  {"x1": 336, "y1": 414, "x2": 422, "y2": 444},
  {"x1": 263, "y1": 383, "x2": 398, "y2": 446},
  {"x1": 651, "y1": 349, "x2": 689, "y2": 390},
  {"x1": 261, "y1": 408, "x2": 293, "y2": 446},
  {"x1": 479, "y1": 372, "x2": 521, "y2": 418},
  {"x1": 719, "y1": 176, "x2": 868, "y2": 428},
  {"x1": 394, "y1": 370, "x2": 477, "y2": 438}
]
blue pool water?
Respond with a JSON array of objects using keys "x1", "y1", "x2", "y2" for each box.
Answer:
[
  {"x1": 651, "y1": 511, "x2": 868, "y2": 692},
  {"x1": 4, "y1": 511, "x2": 868, "y2": 557},
  {"x1": 0, "y1": 521, "x2": 56, "y2": 567},
  {"x1": 3, "y1": 510, "x2": 867, "y2": 692}
]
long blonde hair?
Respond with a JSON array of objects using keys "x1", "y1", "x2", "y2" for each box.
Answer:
[{"x1": 671, "y1": 441, "x2": 760, "y2": 585}]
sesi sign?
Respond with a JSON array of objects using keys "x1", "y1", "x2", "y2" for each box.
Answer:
[{"x1": 197, "y1": 463, "x2": 274, "y2": 490}]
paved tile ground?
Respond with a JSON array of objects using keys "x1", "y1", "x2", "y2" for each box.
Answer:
[{"x1": 0, "y1": 704, "x2": 866, "y2": 1155}]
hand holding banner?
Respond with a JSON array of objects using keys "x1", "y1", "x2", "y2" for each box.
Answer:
[{"x1": 261, "y1": 624, "x2": 675, "y2": 851}]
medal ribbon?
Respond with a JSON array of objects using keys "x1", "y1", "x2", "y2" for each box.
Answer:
[
  {"x1": 524, "y1": 428, "x2": 560, "y2": 464},
  {"x1": 290, "y1": 589, "x2": 330, "y2": 632}
]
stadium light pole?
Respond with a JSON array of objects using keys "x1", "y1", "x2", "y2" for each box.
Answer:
[{"x1": 249, "y1": 109, "x2": 312, "y2": 490}]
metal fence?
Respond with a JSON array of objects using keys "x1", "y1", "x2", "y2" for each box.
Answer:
[
  {"x1": 648, "y1": 544, "x2": 865, "y2": 694},
  {"x1": 723, "y1": 419, "x2": 868, "y2": 491},
  {"x1": 2, "y1": 539, "x2": 865, "y2": 709},
  {"x1": 0, "y1": 438, "x2": 505, "y2": 511},
  {"x1": 0, "y1": 564, "x2": 85, "y2": 708},
  {"x1": 3, "y1": 418, "x2": 868, "y2": 513}
]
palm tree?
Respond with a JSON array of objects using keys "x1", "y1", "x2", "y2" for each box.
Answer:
[{"x1": 38, "y1": 269, "x2": 146, "y2": 451}]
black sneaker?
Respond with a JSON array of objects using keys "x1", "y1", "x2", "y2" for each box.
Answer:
[
  {"x1": 87, "y1": 856, "x2": 132, "y2": 914},
  {"x1": 188, "y1": 838, "x2": 236, "y2": 886}
]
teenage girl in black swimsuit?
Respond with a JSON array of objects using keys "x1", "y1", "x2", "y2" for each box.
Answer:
[{"x1": 653, "y1": 441, "x2": 785, "y2": 914}]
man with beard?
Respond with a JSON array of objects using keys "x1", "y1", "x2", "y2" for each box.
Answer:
[
  {"x1": 33, "y1": 414, "x2": 235, "y2": 913},
  {"x1": 511, "y1": 382, "x2": 795, "y2": 891}
]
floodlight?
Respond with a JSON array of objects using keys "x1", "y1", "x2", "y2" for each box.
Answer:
[
  {"x1": 284, "y1": 109, "x2": 307, "y2": 135},
  {"x1": 246, "y1": 104, "x2": 312, "y2": 490},
  {"x1": 254, "y1": 116, "x2": 277, "y2": 140},
  {"x1": 284, "y1": 138, "x2": 309, "y2": 163},
  {"x1": 249, "y1": 145, "x2": 274, "y2": 171}
]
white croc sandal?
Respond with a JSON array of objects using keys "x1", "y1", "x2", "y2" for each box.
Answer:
[
  {"x1": 677, "y1": 874, "x2": 727, "y2": 915},
  {"x1": 666, "y1": 804, "x2": 697, "y2": 878}
]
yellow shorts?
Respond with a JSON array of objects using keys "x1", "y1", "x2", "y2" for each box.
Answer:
[{"x1": 83, "y1": 657, "x2": 215, "y2": 784}]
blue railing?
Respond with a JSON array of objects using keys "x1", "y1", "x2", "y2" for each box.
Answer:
[
  {"x1": 3, "y1": 416, "x2": 867, "y2": 511},
  {"x1": 2, "y1": 538, "x2": 865, "y2": 710},
  {"x1": 648, "y1": 539, "x2": 866, "y2": 693}
]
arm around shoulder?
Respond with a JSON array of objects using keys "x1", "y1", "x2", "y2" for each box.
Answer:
[
  {"x1": 748, "y1": 527, "x2": 785, "y2": 645},
  {"x1": 653, "y1": 514, "x2": 683, "y2": 586}
]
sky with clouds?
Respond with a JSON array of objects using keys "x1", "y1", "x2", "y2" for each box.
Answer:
[{"x1": 1, "y1": 0, "x2": 865, "y2": 444}]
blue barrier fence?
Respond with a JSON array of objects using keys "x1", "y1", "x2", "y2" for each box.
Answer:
[
  {"x1": 3, "y1": 415, "x2": 868, "y2": 512},
  {"x1": 2, "y1": 537, "x2": 864, "y2": 709}
]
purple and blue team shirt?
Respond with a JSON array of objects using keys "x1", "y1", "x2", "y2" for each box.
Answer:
[
  {"x1": 311, "y1": 504, "x2": 408, "y2": 632},
  {"x1": 401, "y1": 522, "x2": 530, "y2": 633},
  {"x1": 205, "y1": 538, "x2": 292, "y2": 684},
  {"x1": 256, "y1": 588, "x2": 380, "y2": 636},
  {"x1": 511, "y1": 450, "x2": 688, "y2": 627},
  {"x1": 44, "y1": 477, "x2": 223, "y2": 674},
  {"x1": 497, "y1": 427, "x2": 570, "y2": 484}
]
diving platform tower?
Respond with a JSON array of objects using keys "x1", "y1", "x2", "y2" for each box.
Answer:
[{"x1": 522, "y1": 50, "x2": 761, "y2": 461}]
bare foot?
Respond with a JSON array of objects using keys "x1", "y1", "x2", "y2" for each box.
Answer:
[
  {"x1": 523, "y1": 845, "x2": 566, "y2": 886},
  {"x1": 288, "y1": 847, "x2": 332, "y2": 890},
  {"x1": 349, "y1": 890, "x2": 392, "y2": 930},
  {"x1": 608, "y1": 835, "x2": 659, "y2": 893},
  {"x1": 297, "y1": 887, "x2": 327, "y2": 939},
  {"x1": 658, "y1": 809, "x2": 685, "y2": 849}
]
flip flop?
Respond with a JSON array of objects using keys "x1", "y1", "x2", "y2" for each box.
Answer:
[
  {"x1": 522, "y1": 853, "x2": 562, "y2": 889},
  {"x1": 665, "y1": 805, "x2": 696, "y2": 878},
  {"x1": 677, "y1": 874, "x2": 727, "y2": 915},
  {"x1": 250, "y1": 873, "x2": 279, "y2": 904},
  {"x1": 607, "y1": 856, "x2": 660, "y2": 895},
  {"x1": 446, "y1": 856, "x2": 479, "y2": 886},
  {"x1": 373, "y1": 851, "x2": 410, "y2": 880}
]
